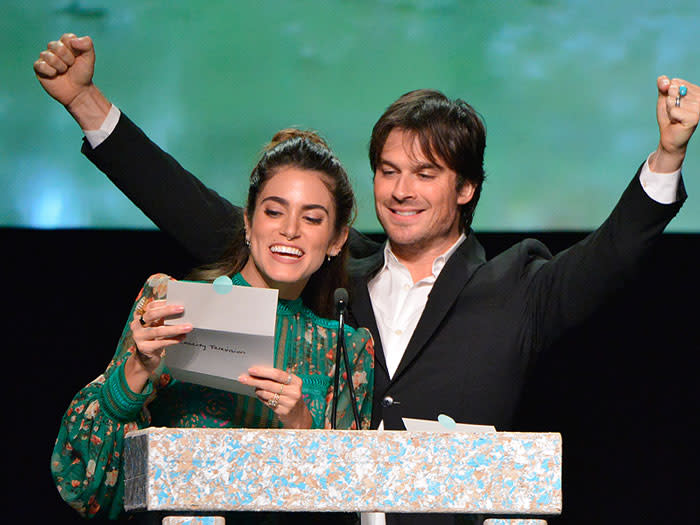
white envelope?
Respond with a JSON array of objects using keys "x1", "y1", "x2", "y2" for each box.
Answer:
[
  {"x1": 164, "y1": 280, "x2": 278, "y2": 396},
  {"x1": 402, "y1": 417, "x2": 496, "y2": 433}
]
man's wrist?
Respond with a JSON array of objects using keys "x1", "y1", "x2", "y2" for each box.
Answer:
[
  {"x1": 649, "y1": 144, "x2": 686, "y2": 173},
  {"x1": 640, "y1": 151, "x2": 683, "y2": 204},
  {"x1": 83, "y1": 104, "x2": 120, "y2": 148},
  {"x1": 66, "y1": 83, "x2": 112, "y2": 131}
]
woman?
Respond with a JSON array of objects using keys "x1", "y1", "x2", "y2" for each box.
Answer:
[{"x1": 50, "y1": 128, "x2": 374, "y2": 520}]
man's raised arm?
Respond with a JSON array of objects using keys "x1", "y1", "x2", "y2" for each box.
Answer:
[
  {"x1": 527, "y1": 75, "x2": 698, "y2": 352},
  {"x1": 34, "y1": 33, "x2": 239, "y2": 263}
]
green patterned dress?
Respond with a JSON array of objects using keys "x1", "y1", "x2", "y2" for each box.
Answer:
[{"x1": 51, "y1": 273, "x2": 374, "y2": 519}]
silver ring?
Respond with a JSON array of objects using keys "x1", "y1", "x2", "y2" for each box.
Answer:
[
  {"x1": 285, "y1": 373, "x2": 293, "y2": 385},
  {"x1": 267, "y1": 393, "x2": 280, "y2": 409},
  {"x1": 675, "y1": 85, "x2": 687, "y2": 108}
]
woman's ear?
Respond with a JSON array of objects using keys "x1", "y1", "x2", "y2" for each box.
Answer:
[
  {"x1": 328, "y1": 226, "x2": 349, "y2": 257},
  {"x1": 243, "y1": 209, "x2": 250, "y2": 244}
]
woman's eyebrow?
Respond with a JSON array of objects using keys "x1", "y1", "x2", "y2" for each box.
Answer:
[
  {"x1": 301, "y1": 203, "x2": 330, "y2": 214},
  {"x1": 261, "y1": 196, "x2": 288, "y2": 206},
  {"x1": 261, "y1": 196, "x2": 329, "y2": 215}
]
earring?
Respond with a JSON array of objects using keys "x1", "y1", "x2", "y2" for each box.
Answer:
[
  {"x1": 327, "y1": 254, "x2": 331, "y2": 262},
  {"x1": 245, "y1": 238, "x2": 251, "y2": 248}
]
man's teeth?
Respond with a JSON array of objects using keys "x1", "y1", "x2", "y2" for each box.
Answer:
[
  {"x1": 394, "y1": 210, "x2": 418, "y2": 216},
  {"x1": 271, "y1": 245, "x2": 303, "y2": 256}
]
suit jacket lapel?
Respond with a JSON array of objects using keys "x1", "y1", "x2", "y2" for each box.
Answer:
[{"x1": 391, "y1": 233, "x2": 486, "y2": 382}]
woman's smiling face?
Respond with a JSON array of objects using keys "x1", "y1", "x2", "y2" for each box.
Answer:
[{"x1": 241, "y1": 166, "x2": 348, "y2": 300}]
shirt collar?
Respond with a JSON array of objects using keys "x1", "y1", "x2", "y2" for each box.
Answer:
[{"x1": 380, "y1": 233, "x2": 467, "y2": 280}]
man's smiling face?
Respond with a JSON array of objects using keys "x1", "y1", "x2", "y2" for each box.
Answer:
[{"x1": 373, "y1": 128, "x2": 475, "y2": 257}]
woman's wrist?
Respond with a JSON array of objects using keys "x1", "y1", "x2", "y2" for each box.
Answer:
[
  {"x1": 282, "y1": 406, "x2": 313, "y2": 429},
  {"x1": 124, "y1": 351, "x2": 156, "y2": 394}
]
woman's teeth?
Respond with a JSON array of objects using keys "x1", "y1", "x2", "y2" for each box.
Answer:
[{"x1": 271, "y1": 245, "x2": 303, "y2": 257}]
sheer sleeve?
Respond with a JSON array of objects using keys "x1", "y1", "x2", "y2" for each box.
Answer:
[
  {"x1": 323, "y1": 327, "x2": 375, "y2": 430},
  {"x1": 50, "y1": 274, "x2": 171, "y2": 519}
]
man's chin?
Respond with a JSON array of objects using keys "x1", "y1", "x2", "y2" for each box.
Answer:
[{"x1": 385, "y1": 231, "x2": 425, "y2": 250}]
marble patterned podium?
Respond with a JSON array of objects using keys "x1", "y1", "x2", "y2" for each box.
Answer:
[{"x1": 124, "y1": 428, "x2": 560, "y2": 523}]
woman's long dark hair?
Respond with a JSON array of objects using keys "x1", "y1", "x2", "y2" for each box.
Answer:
[{"x1": 188, "y1": 129, "x2": 356, "y2": 319}]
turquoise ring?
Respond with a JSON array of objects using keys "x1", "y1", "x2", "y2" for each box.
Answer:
[{"x1": 676, "y1": 85, "x2": 688, "y2": 107}]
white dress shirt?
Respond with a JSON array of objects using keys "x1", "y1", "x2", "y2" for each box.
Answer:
[{"x1": 368, "y1": 234, "x2": 467, "y2": 379}]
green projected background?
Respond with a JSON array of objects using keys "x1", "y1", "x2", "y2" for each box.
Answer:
[{"x1": 3, "y1": 0, "x2": 699, "y2": 231}]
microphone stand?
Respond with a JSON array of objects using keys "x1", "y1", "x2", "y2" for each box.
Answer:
[{"x1": 331, "y1": 293, "x2": 361, "y2": 430}]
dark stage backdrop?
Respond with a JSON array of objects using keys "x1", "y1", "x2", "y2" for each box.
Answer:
[{"x1": 5, "y1": 228, "x2": 698, "y2": 524}]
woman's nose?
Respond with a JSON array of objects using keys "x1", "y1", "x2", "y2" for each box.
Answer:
[{"x1": 280, "y1": 216, "x2": 300, "y2": 240}]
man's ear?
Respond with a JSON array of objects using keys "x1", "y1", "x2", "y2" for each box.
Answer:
[{"x1": 457, "y1": 182, "x2": 475, "y2": 205}]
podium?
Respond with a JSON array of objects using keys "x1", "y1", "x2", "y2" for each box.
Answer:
[{"x1": 124, "y1": 428, "x2": 561, "y2": 524}]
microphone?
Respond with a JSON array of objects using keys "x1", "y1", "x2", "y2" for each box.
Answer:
[
  {"x1": 334, "y1": 288, "x2": 349, "y2": 314},
  {"x1": 330, "y1": 288, "x2": 361, "y2": 430}
]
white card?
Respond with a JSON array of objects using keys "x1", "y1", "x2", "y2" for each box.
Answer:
[
  {"x1": 163, "y1": 280, "x2": 278, "y2": 396},
  {"x1": 402, "y1": 416, "x2": 496, "y2": 433}
]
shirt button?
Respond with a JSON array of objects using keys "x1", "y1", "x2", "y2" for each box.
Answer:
[
  {"x1": 382, "y1": 396, "x2": 394, "y2": 407},
  {"x1": 395, "y1": 329, "x2": 402, "y2": 335},
  {"x1": 403, "y1": 284, "x2": 411, "y2": 291}
]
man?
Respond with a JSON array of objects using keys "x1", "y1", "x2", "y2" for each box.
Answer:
[{"x1": 35, "y1": 34, "x2": 698, "y2": 524}]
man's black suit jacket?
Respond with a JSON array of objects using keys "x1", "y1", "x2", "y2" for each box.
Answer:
[{"x1": 83, "y1": 113, "x2": 685, "y2": 524}]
